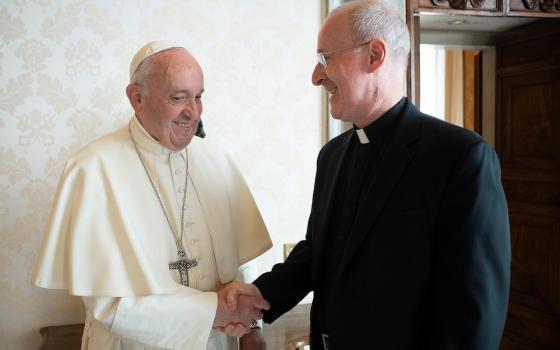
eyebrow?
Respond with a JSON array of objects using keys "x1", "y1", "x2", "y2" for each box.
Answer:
[{"x1": 172, "y1": 89, "x2": 205, "y2": 95}]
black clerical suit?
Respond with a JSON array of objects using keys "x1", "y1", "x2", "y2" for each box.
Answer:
[{"x1": 253, "y1": 98, "x2": 511, "y2": 349}]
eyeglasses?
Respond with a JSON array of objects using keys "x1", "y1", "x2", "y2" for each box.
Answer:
[{"x1": 317, "y1": 41, "x2": 370, "y2": 69}]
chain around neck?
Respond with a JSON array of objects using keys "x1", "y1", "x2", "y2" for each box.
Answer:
[{"x1": 128, "y1": 121, "x2": 189, "y2": 252}]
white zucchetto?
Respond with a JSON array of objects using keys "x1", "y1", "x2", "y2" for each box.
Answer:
[{"x1": 129, "y1": 40, "x2": 188, "y2": 81}]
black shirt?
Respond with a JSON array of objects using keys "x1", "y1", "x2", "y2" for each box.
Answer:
[{"x1": 315, "y1": 97, "x2": 406, "y2": 333}]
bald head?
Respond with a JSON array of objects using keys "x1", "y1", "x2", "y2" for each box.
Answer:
[
  {"x1": 131, "y1": 47, "x2": 202, "y2": 96},
  {"x1": 311, "y1": 0, "x2": 409, "y2": 127},
  {"x1": 329, "y1": 0, "x2": 410, "y2": 71}
]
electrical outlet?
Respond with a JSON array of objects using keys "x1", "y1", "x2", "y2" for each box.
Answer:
[{"x1": 283, "y1": 243, "x2": 297, "y2": 261}]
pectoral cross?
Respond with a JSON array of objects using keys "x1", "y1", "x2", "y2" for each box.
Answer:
[{"x1": 169, "y1": 247, "x2": 199, "y2": 286}]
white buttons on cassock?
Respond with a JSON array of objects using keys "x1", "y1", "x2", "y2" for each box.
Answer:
[
  {"x1": 199, "y1": 273, "x2": 205, "y2": 280},
  {"x1": 175, "y1": 168, "x2": 181, "y2": 175},
  {"x1": 189, "y1": 239, "x2": 197, "y2": 245},
  {"x1": 178, "y1": 186, "x2": 184, "y2": 193}
]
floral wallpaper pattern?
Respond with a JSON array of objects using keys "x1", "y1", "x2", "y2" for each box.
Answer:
[{"x1": 0, "y1": 1, "x2": 322, "y2": 348}]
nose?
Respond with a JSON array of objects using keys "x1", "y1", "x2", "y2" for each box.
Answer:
[
  {"x1": 183, "y1": 97, "x2": 202, "y2": 119},
  {"x1": 311, "y1": 63, "x2": 326, "y2": 86}
]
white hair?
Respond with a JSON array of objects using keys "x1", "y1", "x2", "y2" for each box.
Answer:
[
  {"x1": 130, "y1": 55, "x2": 155, "y2": 96},
  {"x1": 334, "y1": 0, "x2": 411, "y2": 69}
]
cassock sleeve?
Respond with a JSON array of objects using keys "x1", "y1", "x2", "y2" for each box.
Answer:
[{"x1": 82, "y1": 287, "x2": 217, "y2": 349}]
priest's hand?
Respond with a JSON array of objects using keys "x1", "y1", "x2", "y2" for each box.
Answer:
[
  {"x1": 240, "y1": 328, "x2": 266, "y2": 350},
  {"x1": 213, "y1": 282, "x2": 269, "y2": 336},
  {"x1": 223, "y1": 281, "x2": 264, "y2": 313}
]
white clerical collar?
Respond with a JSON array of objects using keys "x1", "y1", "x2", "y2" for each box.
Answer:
[
  {"x1": 355, "y1": 128, "x2": 371, "y2": 144},
  {"x1": 130, "y1": 115, "x2": 187, "y2": 159}
]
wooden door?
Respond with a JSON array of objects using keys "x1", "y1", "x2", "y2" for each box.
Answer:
[{"x1": 496, "y1": 19, "x2": 560, "y2": 350}]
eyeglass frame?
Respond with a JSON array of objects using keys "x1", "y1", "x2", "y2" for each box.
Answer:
[{"x1": 316, "y1": 40, "x2": 371, "y2": 69}]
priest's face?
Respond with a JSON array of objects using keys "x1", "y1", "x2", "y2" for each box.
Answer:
[
  {"x1": 135, "y1": 49, "x2": 204, "y2": 152},
  {"x1": 311, "y1": 11, "x2": 375, "y2": 125}
]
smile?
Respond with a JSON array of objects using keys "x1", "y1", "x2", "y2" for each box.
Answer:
[{"x1": 174, "y1": 121, "x2": 192, "y2": 128}]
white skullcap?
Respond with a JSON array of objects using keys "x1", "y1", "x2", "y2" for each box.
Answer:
[{"x1": 129, "y1": 40, "x2": 187, "y2": 81}]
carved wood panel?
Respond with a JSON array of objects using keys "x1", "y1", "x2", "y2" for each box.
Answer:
[
  {"x1": 499, "y1": 71, "x2": 560, "y2": 168},
  {"x1": 508, "y1": 213, "x2": 560, "y2": 311},
  {"x1": 413, "y1": 0, "x2": 560, "y2": 16},
  {"x1": 432, "y1": 0, "x2": 487, "y2": 9},
  {"x1": 418, "y1": 0, "x2": 500, "y2": 11},
  {"x1": 498, "y1": 26, "x2": 560, "y2": 69},
  {"x1": 496, "y1": 20, "x2": 560, "y2": 350},
  {"x1": 510, "y1": 0, "x2": 560, "y2": 16}
]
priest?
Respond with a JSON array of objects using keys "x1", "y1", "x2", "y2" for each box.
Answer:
[
  {"x1": 32, "y1": 41, "x2": 272, "y2": 350},
  {"x1": 224, "y1": 0, "x2": 510, "y2": 348}
]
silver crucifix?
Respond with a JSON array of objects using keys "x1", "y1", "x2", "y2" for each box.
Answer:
[{"x1": 169, "y1": 248, "x2": 199, "y2": 286}]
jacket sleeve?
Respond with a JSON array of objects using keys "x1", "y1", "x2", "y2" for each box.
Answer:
[
  {"x1": 431, "y1": 140, "x2": 511, "y2": 349},
  {"x1": 252, "y1": 226, "x2": 313, "y2": 324},
  {"x1": 82, "y1": 286, "x2": 217, "y2": 349},
  {"x1": 252, "y1": 147, "x2": 330, "y2": 323},
  {"x1": 252, "y1": 155, "x2": 328, "y2": 323}
]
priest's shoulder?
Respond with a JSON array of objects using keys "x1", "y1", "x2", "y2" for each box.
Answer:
[
  {"x1": 65, "y1": 126, "x2": 129, "y2": 166},
  {"x1": 319, "y1": 128, "x2": 353, "y2": 156},
  {"x1": 417, "y1": 112, "x2": 485, "y2": 151}
]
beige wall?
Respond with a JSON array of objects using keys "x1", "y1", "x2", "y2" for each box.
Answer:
[{"x1": 0, "y1": 1, "x2": 322, "y2": 348}]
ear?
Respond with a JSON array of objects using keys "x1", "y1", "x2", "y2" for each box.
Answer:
[
  {"x1": 366, "y1": 39, "x2": 386, "y2": 73},
  {"x1": 126, "y1": 84, "x2": 143, "y2": 114}
]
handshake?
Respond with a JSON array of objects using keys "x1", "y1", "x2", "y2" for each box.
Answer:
[{"x1": 212, "y1": 281, "x2": 269, "y2": 337}]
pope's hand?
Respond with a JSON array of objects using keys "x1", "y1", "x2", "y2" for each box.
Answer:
[
  {"x1": 213, "y1": 282, "x2": 269, "y2": 337},
  {"x1": 223, "y1": 281, "x2": 264, "y2": 312}
]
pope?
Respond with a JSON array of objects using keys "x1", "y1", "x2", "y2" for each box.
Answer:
[{"x1": 32, "y1": 41, "x2": 272, "y2": 350}]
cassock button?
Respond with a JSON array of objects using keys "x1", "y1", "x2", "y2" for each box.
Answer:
[
  {"x1": 175, "y1": 168, "x2": 182, "y2": 175},
  {"x1": 189, "y1": 239, "x2": 197, "y2": 245},
  {"x1": 178, "y1": 186, "x2": 184, "y2": 193},
  {"x1": 199, "y1": 273, "x2": 205, "y2": 280}
]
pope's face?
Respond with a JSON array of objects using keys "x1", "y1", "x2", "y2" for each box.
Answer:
[{"x1": 136, "y1": 49, "x2": 204, "y2": 152}]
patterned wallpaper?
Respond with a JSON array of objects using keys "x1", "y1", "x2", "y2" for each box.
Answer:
[{"x1": 0, "y1": 1, "x2": 322, "y2": 348}]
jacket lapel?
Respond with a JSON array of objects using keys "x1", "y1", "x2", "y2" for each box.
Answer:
[{"x1": 334, "y1": 102, "x2": 421, "y2": 280}]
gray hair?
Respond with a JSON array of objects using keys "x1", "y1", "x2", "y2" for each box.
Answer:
[
  {"x1": 335, "y1": 0, "x2": 410, "y2": 69},
  {"x1": 130, "y1": 47, "x2": 191, "y2": 96},
  {"x1": 130, "y1": 56, "x2": 154, "y2": 96}
]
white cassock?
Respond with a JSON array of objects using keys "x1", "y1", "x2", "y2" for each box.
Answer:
[{"x1": 32, "y1": 116, "x2": 272, "y2": 350}]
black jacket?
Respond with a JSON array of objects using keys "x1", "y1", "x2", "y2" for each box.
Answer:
[{"x1": 254, "y1": 98, "x2": 511, "y2": 349}]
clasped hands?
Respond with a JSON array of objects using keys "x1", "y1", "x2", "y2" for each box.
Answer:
[{"x1": 213, "y1": 281, "x2": 268, "y2": 337}]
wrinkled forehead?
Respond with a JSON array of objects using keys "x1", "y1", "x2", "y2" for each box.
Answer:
[
  {"x1": 151, "y1": 49, "x2": 204, "y2": 84},
  {"x1": 153, "y1": 48, "x2": 198, "y2": 69}
]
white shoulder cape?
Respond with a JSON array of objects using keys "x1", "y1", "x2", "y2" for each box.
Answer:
[{"x1": 32, "y1": 125, "x2": 272, "y2": 297}]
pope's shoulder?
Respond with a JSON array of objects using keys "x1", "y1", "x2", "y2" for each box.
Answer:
[
  {"x1": 65, "y1": 124, "x2": 234, "y2": 169},
  {"x1": 65, "y1": 125, "x2": 130, "y2": 167}
]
